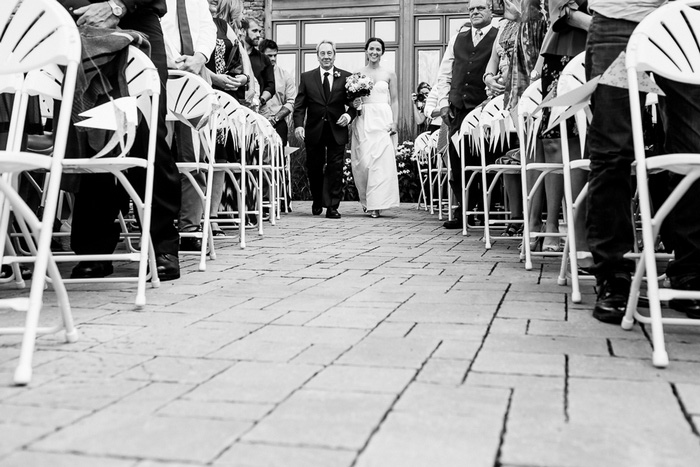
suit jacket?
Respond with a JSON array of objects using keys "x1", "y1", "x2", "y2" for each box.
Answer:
[{"x1": 293, "y1": 67, "x2": 356, "y2": 146}]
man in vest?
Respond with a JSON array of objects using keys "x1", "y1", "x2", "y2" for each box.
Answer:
[{"x1": 434, "y1": 0, "x2": 497, "y2": 229}]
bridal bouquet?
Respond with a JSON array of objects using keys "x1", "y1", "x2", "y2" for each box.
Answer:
[{"x1": 345, "y1": 73, "x2": 374, "y2": 115}]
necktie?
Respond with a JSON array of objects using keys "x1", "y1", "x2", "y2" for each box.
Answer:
[
  {"x1": 177, "y1": 0, "x2": 194, "y2": 56},
  {"x1": 474, "y1": 29, "x2": 483, "y2": 45},
  {"x1": 323, "y1": 71, "x2": 331, "y2": 100}
]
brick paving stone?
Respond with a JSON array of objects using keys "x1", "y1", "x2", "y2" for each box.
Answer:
[
  {"x1": 156, "y1": 400, "x2": 273, "y2": 422},
  {"x1": 4, "y1": 376, "x2": 148, "y2": 411},
  {"x1": 0, "y1": 425, "x2": 57, "y2": 458},
  {"x1": 405, "y1": 322, "x2": 490, "y2": 340},
  {"x1": 290, "y1": 343, "x2": 353, "y2": 365},
  {"x1": 675, "y1": 383, "x2": 700, "y2": 415},
  {"x1": 498, "y1": 301, "x2": 567, "y2": 320},
  {"x1": 0, "y1": 404, "x2": 90, "y2": 429},
  {"x1": 472, "y1": 350, "x2": 565, "y2": 377},
  {"x1": 570, "y1": 355, "x2": 700, "y2": 384},
  {"x1": 336, "y1": 337, "x2": 440, "y2": 368},
  {"x1": 305, "y1": 307, "x2": 394, "y2": 329},
  {"x1": 356, "y1": 384, "x2": 510, "y2": 467},
  {"x1": 0, "y1": 451, "x2": 135, "y2": 467},
  {"x1": 488, "y1": 317, "x2": 529, "y2": 335},
  {"x1": 101, "y1": 382, "x2": 195, "y2": 414},
  {"x1": 431, "y1": 339, "x2": 482, "y2": 360},
  {"x1": 387, "y1": 304, "x2": 496, "y2": 324},
  {"x1": 185, "y1": 362, "x2": 322, "y2": 404},
  {"x1": 306, "y1": 365, "x2": 415, "y2": 393},
  {"x1": 213, "y1": 442, "x2": 355, "y2": 467},
  {"x1": 33, "y1": 411, "x2": 251, "y2": 463},
  {"x1": 482, "y1": 334, "x2": 610, "y2": 356},
  {"x1": 242, "y1": 389, "x2": 395, "y2": 449},
  {"x1": 118, "y1": 356, "x2": 232, "y2": 383},
  {"x1": 415, "y1": 358, "x2": 470, "y2": 385},
  {"x1": 208, "y1": 338, "x2": 311, "y2": 362}
]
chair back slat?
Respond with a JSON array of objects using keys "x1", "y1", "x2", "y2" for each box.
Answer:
[
  {"x1": 628, "y1": 1, "x2": 700, "y2": 84},
  {"x1": 0, "y1": 0, "x2": 80, "y2": 73}
]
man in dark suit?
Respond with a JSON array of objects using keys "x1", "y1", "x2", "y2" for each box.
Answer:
[
  {"x1": 68, "y1": 0, "x2": 182, "y2": 280},
  {"x1": 293, "y1": 40, "x2": 356, "y2": 219},
  {"x1": 434, "y1": 0, "x2": 497, "y2": 229}
]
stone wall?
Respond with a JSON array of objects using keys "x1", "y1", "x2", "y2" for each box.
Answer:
[{"x1": 244, "y1": 0, "x2": 266, "y2": 32}]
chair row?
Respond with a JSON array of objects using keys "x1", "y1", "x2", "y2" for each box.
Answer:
[{"x1": 0, "y1": 0, "x2": 287, "y2": 384}]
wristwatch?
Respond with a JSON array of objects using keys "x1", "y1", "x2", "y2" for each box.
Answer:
[{"x1": 108, "y1": 0, "x2": 124, "y2": 17}]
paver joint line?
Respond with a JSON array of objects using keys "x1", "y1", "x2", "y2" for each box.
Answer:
[{"x1": 460, "y1": 283, "x2": 512, "y2": 385}]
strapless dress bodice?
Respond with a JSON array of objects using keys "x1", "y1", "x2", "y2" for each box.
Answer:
[{"x1": 364, "y1": 80, "x2": 390, "y2": 105}]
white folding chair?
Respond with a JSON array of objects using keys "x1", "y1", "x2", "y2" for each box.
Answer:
[
  {"x1": 554, "y1": 53, "x2": 593, "y2": 301},
  {"x1": 58, "y1": 47, "x2": 161, "y2": 307},
  {"x1": 517, "y1": 79, "x2": 560, "y2": 269},
  {"x1": 0, "y1": 0, "x2": 81, "y2": 385},
  {"x1": 413, "y1": 131, "x2": 432, "y2": 211},
  {"x1": 458, "y1": 106, "x2": 487, "y2": 236},
  {"x1": 622, "y1": 0, "x2": 700, "y2": 367},
  {"x1": 166, "y1": 70, "x2": 218, "y2": 271},
  {"x1": 428, "y1": 129, "x2": 451, "y2": 219},
  {"x1": 210, "y1": 90, "x2": 247, "y2": 247},
  {"x1": 476, "y1": 95, "x2": 521, "y2": 249}
]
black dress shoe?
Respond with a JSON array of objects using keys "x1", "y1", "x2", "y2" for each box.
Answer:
[
  {"x1": 180, "y1": 236, "x2": 202, "y2": 251},
  {"x1": 312, "y1": 206, "x2": 323, "y2": 216},
  {"x1": 443, "y1": 218, "x2": 462, "y2": 229},
  {"x1": 71, "y1": 261, "x2": 113, "y2": 279},
  {"x1": 326, "y1": 209, "x2": 341, "y2": 219},
  {"x1": 593, "y1": 273, "x2": 631, "y2": 324},
  {"x1": 156, "y1": 253, "x2": 180, "y2": 281},
  {"x1": 669, "y1": 274, "x2": 700, "y2": 319}
]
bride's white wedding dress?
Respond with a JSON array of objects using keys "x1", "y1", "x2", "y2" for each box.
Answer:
[{"x1": 351, "y1": 80, "x2": 400, "y2": 211}]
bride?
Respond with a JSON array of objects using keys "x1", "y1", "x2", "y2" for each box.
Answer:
[{"x1": 351, "y1": 37, "x2": 401, "y2": 218}]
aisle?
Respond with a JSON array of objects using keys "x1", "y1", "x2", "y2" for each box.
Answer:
[{"x1": 0, "y1": 202, "x2": 699, "y2": 466}]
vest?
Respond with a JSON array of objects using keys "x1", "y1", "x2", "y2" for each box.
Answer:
[{"x1": 449, "y1": 28, "x2": 498, "y2": 110}]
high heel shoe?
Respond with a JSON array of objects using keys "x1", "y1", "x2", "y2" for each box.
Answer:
[{"x1": 370, "y1": 210, "x2": 380, "y2": 218}]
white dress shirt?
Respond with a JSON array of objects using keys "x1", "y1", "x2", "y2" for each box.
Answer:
[
  {"x1": 319, "y1": 67, "x2": 335, "y2": 89},
  {"x1": 434, "y1": 23, "x2": 496, "y2": 109},
  {"x1": 161, "y1": 0, "x2": 217, "y2": 63}
]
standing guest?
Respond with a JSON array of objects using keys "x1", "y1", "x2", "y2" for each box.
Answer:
[
  {"x1": 161, "y1": 0, "x2": 216, "y2": 252},
  {"x1": 258, "y1": 39, "x2": 296, "y2": 148},
  {"x1": 69, "y1": 0, "x2": 182, "y2": 281},
  {"x1": 241, "y1": 18, "x2": 275, "y2": 112},
  {"x1": 585, "y1": 0, "x2": 700, "y2": 323},
  {"x1": 293, "y1": 40, "x2": 356, "y2": 219},
  {"x1": 434, "y1": 0, "x2": 498, "y2": 229}
]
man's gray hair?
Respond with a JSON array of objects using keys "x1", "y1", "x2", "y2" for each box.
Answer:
[{"x1": 316, "y1": 40, "x2": 336, "y2": 53}]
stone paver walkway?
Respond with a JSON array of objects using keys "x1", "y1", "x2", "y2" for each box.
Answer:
[{"x1": 1, "y1": 202, "x2": 700, "y2": 466}]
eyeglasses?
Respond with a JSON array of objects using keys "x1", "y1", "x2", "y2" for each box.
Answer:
[{"x1": 468, "y1": 6, "x2": 487, "y2": 12}]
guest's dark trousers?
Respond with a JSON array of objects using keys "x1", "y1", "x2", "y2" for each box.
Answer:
[
  {"x1": 305, "y1": 123, "x2": 344, "y2": 210},
  {"x1": 71, "y1": 11, "x2": 181, "y2": 257},
  {"x1": 585, "y1": 12, "x2": 700, "y2": 281}
]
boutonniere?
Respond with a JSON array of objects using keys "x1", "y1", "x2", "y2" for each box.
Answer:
[{"x1": 333, "y1": 71, "x2": 341, "y2": 79}]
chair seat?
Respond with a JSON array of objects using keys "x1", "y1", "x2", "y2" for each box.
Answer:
[
  {"x1": 176, "y1": 162, "x2": 210, "y2": 172},
  {"x1": 570, "y1": 159, "x2": 590, "y2": 170},
  {"x1": 62, "y1": 157, "x2": 147, "y2": 173},
  {"x1": 485, "y1": 163, "x2": 521, "y2": 173},
  {"x1": 646, "y1": 153, "x2": 700, "y2": 174},
  {"x1": 525, "y1": 162, "x2": 563, "y2": 172},
  {"x1": 0, "y1": 151, "x2": 53, "y2": 172}
]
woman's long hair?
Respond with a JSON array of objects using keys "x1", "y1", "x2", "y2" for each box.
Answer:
[{"x1": 216, "y1": 0, "x2": 244, "y2": 30}]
